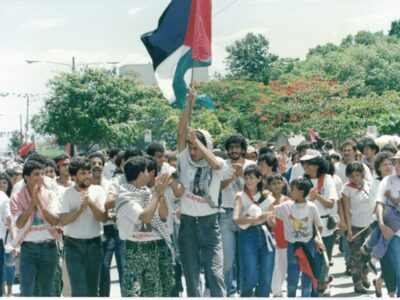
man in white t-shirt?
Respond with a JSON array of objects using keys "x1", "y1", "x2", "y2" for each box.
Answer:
[
  {"x1": 176, "y1": 91, "x2": 227, "y2": 297},
  {"x1": 115, "y1": 157, "x2": 172, "y2": 296},
  {"x1": 102, "y1": 148, "x2": 121, "y2": 180},
  {"x1": 10, "y1": 160, "x2": 60, "y2": 296},
  {"x1": 59, "y1": 157, "x2": 107, "y2": 297},
  {"x1": 220, "y1": 134, "x2": 255, "y2": 296},
  {"x1": 88, "y1": 152, "x2": 121, "y2": 297}
]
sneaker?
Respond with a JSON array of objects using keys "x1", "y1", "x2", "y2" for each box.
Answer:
[
  {"x1": 354, "y1": 285, "x2": 368, "y2": 294},
  {"x1": 228, "y1": 292, "x2": 240, "y2": 297}
]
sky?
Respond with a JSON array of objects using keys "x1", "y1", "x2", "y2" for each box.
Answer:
[{"x1": 0, "y1": 0, "x2": 399, "y2": 151}]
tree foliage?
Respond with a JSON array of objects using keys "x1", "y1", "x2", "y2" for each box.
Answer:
[{"x1": 225, "y1": 33, "x2": 277, "y2": 83}]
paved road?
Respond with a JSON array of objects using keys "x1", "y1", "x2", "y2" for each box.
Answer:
[{"x1": 11, "y1": 242, "x2": 388, "y2": 297}]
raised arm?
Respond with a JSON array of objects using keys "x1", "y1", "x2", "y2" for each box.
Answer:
[{"x1": 177, "y1": 89, "x2": 196, "y2": 153}]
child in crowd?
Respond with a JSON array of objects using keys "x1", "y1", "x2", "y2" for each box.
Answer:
[
  {"x1": 342, "y1": 161, "x2": 375, "y2": 293},
  {"x1": 268, "y1": 173, "x2": 291, "y2": 297},
  {"x1": 274, "y1": 177, "x2": 323, "y2": 297}
]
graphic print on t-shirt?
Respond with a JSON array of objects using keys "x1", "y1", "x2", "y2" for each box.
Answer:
[
  {"x1": 31, "y1": 211, "x2": 46, "y2": 232},
  {"x1": 289, "y1": 214, "x2": 310, "y2": 239}
]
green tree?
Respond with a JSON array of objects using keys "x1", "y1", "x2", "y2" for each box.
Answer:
[
  {"x1": 32, "y1": 68, "x2": 171, "y2": 150},
  {"x1": 225, "y1": 33, "x2": 278, "y2": 83},
  {"x1": 389, "y1": 20, "x2": 400, "y2": 38},
  {"x1": 8, "y1": 130, "x2": 22, "y2": 152}
]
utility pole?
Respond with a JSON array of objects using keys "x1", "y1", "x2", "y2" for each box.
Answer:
[{"x1": 19, "y1": 113, "x2": 23, "y2": 146}]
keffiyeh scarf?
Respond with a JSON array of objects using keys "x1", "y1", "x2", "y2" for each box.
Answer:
[{"x1": 115, "y1": 175, "x2": 171, "y2": 247}]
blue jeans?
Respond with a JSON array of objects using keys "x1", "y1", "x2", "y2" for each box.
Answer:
[
  {"x1": 340, "y1": 231, "x2": 351, "y2": 265},
  {"x1": 287, "y1": 239, "x2": 315, "y2": 297},
  {"x1": 239, "y1": 226, "x2": 275, "y2": 297},
  {"x1": 20, "y1": 240, "x2": 58, "y2": 296},
  {"x1": 99, "y1": 224, "x2": 124, "y2": 296},
  {"x1": 179, "y1": 214, "x2": 226, "y2": 297},
  {"x1": 64, "y1": 236, "x2": 103, "y2": 297},
  {"x1": 388, "y1": 235, "x2": 400, "y2": 297},
  {"x1": 0, "y1": 240, "x2": 4, "y2": 296},
  {"x1": 219, "y1": 208, "x2": 239, "y2": 295}
]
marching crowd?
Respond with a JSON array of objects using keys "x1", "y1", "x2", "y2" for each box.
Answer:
[{"x1": 0, "y1": 94, "x2": 399, "y2": 297}]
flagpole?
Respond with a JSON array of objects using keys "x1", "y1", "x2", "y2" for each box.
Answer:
[{"x1": 188, "y1": 67, "x2": 194, "y2": 127}]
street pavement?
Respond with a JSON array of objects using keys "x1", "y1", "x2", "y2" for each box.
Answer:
[{"x1": 11, "y1": 242, "x2": 388, "y2": 297}]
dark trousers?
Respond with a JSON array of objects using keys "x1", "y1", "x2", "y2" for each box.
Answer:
[
  {"x1": 64, "y1": 236, "x2": 103, "y2": 297},
  {"x1": 20, "y1": 240, "x2": 58, "y2": 297},
  {"x1": 99, "y1": 225, "x2": 124, "y2": 296},
  {"x1": 178, "y1": 214, "x2": 226, "y2": 297}
]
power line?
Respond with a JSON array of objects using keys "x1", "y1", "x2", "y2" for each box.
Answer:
[{"x1": 213, "y1": 0, "x2": 239, "y2": 17}]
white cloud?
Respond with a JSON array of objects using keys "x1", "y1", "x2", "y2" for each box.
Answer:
[{"x1": 19, "y1": 18, "x2": 65, "y2": 31}]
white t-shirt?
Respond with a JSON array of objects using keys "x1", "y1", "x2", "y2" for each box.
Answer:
[
  {"x1": 97, "y1": 178, "x2": 113, "y2": 226},
  {"x1": 275, "y1": 200, "x2": 322, "y2": 243},
  {"x1": 102, "y1": 161, "x2": 116, "y2": 180},
  {"x1": 116, "y1": 186, "x2": 163, "y2": 242},
  {"x1": 342, "y1": 181, "x2": 374, "y2": 227},
  {"x1": 376, "y1": 175, "x2": 400, "y2": 237},
  {"x1": 221, "y1": 159, "x2": 256, "y2": 208},
  {"x1": 178, "y1": 148, "x2": 227, "y2": 217},
  {"x1": 60, "y1": 185, "x2": 106, "y2": 239},
  {"x1": 237, "y1": 191, "x2": 274, "y2": 217},
  {"x1": 307, "y1": 175, "x2": 338, "y2": 237},
  {"x1": 289, "y1": 162, "x2": 304, "y2": 182},
  {"x1": 0, "y1": 192, "x2": 11, "y2": 241}
]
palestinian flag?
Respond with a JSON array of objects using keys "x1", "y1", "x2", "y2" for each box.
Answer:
[
  {"x1": 294, "y1": 242, "x2": 318, "y2": 290},
  {"x1": 141, "y1": 0, "x2": 213, "y2": 109}
]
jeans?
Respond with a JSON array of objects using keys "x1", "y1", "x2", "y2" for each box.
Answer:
[
  {"x1": 311, "y1": 234, "x2": 334, "y2": 296},
  {"x1": 239, "y1": 226, "x2": 275, "y2": 297},
  {"x1": 99, "y1": 224, "x2": 124, "y2": 296},
  {"x1": 64, "y1": 236, "x2": 103, "y2": 297},
  {"x1": 219, "y1": 208, "x2": 239, "y2": 295},
  {"x1": 179, "y1": 214, "x2": 226, "y2": 297},
  {"x1": 340, "y1": 231, "x2": 351, "y2": 266},
  {"x1": 20, "y1": 240, "x2": 58, "y2": 296},
  {"x1": 380, "y1": 251, "x2": 396, "y2": 294},
  {"x1": 0, "y1": 240, "x2": 4, "y2": 296},
  {"x1": 287, "y1": 239, "x2": 315, "y2": 297},
  {"x1": 388, "y1": 235, "x2": 400, "y2": 297}
]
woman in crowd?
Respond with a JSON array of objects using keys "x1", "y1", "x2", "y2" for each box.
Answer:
[
  {"x1": 300, "y1": 149, "x2": 338, "y2": 296},
  {"x1": 233, "y1": 164, "x2": 276, "y2": 297}
]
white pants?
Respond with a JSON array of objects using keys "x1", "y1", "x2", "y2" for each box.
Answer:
[{"x1": 271, "y1": 248, "x2": 287, "y2": 296}]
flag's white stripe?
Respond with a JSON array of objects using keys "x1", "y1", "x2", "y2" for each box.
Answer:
[{"x1": 155, "y1": 45, "x2": 191, "y2": 104}]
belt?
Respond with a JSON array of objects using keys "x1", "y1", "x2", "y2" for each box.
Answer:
[
  {"x1": 321, "y1": 215, "x2": 329, "y2": 219},
  {"x1": 63, "y1": 235, "x2": 101, "y2": 244},
  {"x1": 125, "y1": 239, "x2": 166, "y2": 251},
  {"x1": 22, "y1": 239, "x2": 56, "y2": 247},
  {"x1": 221, "y1": 207, "x2": 234, "y2": 212},
  {"x1": 181, "y1": 213, "x2": 218, "y2": 223}
]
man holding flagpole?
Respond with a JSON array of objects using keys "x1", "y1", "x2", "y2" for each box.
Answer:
[
  {"x1": 176, "y1": 90, "x2": 227, "y2": 297},
  {"x1": 141, "y1": 1, "x2": 222, "y2": 295}
]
